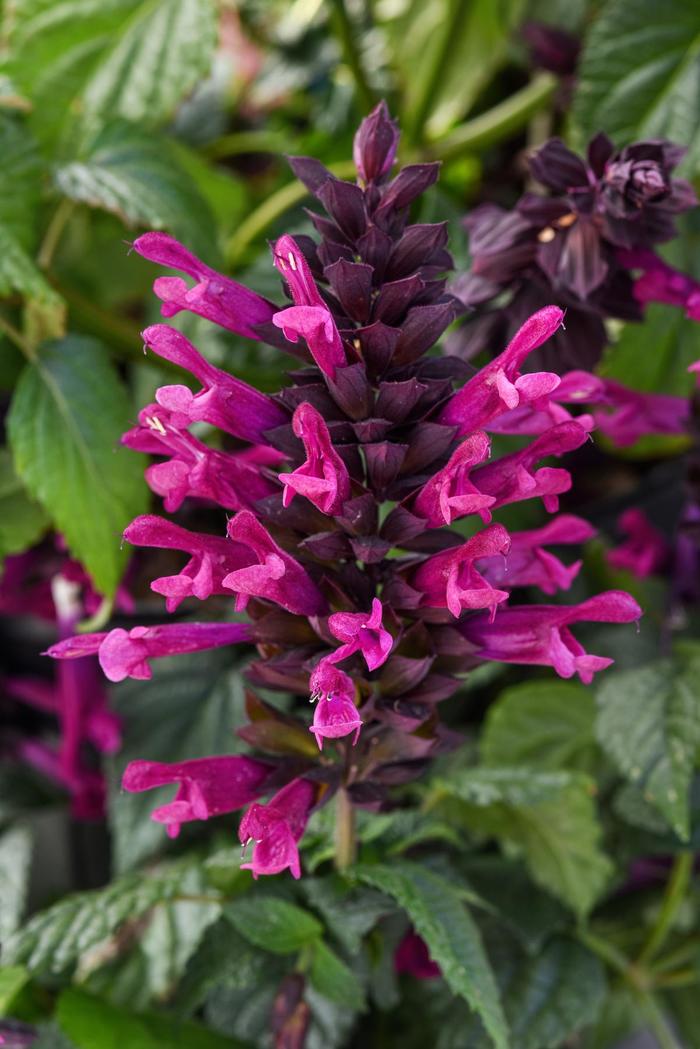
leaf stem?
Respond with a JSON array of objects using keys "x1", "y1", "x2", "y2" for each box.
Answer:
[
  {"x1": 427, "y1": 73, "x2": 557, "y2": 163},
  {"x1": 405, "y1": 0, "x2": 469, "y2": 146},
  {"x1": 0, "y1": 311, "x2": 35, "y2": 362},
  {"x1": 202, "y1": 129, "x2": 292, "y2": 161},
  {"x1": 37, "y1": 199, "x2": 76, "y2": 271},
  {"x1": 634, "y1": 990, "x2": 682, "y2": 1049},
  {"x1": 329, "y1": 0, "x2": 376, "y2": 114},
  {"x1": 637, "y1": 851, "x2": 694, "y2": 966},
  {"x1": 225, "y1": 160, "x2": 356, "y2": 266},
  {"x1": 334, "y1": 788, "x2": 356, "y2": 873}
]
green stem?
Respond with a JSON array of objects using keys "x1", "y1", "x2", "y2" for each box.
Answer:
[
  {"x1": 638, "y1": 851, "x2": 694, "y2": 966},
  {"x1": 654, "y1": 968, "x2": 700, "y2": 990},
  {"x1": 78, "y1": 595, "x2": 114, "y2": 634},
  {"x1": 427, "y1": 73, "x2": 557, "y2": 163},
  {"x1": 37, "y1": 199, "x2": 76, "y2": 271},
  {"x1": 0, "y1": 311, "x2": 35, "y2": 361},
  {"x1": 635, "y1": 991, "x2": 682, "y2": 1049},
  {"x1": 334, "y1": 788, "x2": 356, "y2": 873},
  {"x1": 577, "y1": 928, "x2": 630, "y2": 978},
  {"x1": 329, "y1": 0, "x2": 376, "y2": 113},
  {"x1": 405, "y1": 0, "x2": 469, "y2": 146},
  {"x1": 202, "y1": 129, "x2": 291, "y2": 161},
  {"x1": 225, "y1": 160, "x2": 356, "y2": 267}
]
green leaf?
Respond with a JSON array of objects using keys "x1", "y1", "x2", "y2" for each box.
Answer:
[
  {"x1": 0, "y1": 114, "x2": 43, "y2": 249},
  {"x1": 177, "y1": 919, "x2": 278, "y2": 1016},
  {"x1": 0, "y1": 965, "x2": 31, "y2": 1014},
  {"x1": 0, "y1": 449, "x2": 50, "y2": 559},
  {"x1": 463, "y1": 857, "x2": 566, "y2": 953},
  {"x1": 596, "y1": 654, "x2": 700, "y2": 839},
  {"x1": 434, "y1": 768, "x2": 613, "y2": 917},
  {"x1": 57, "y1": 987, "x2": 246, "y2": 1049},
  {"x1": 224, "y1": 896, "x2": 322, "y2": 955},
  {"x1": 355, "y1": 861, "x2": 509, "y2": 1049},
  {"x1": 0, "y1": 825, "x2": 32, "y2": 942},
  {"x1": 54, "y1": 122, "x2": 219, "y2": 260},
  {"x1": 572, "y1": 0, "x2": 700, "y2": 174},
  {"x1": 308, "y1": 940, "x2": 366, "y2": 1011},
  {"x1": 5, "y1": 855, "x2": 206, "y2": 978},
  {"x1": 8, "y1": 336, "x2": 148, "y2": 596},
  {"x1": 600, "y1": 305, "x2": 700, "y2": 397},
  {"x1": 0, "y1": 224, "x2": 65, "y2": 310},
  {"x1": 4, "y1": 0, "x2": 217, "y2": 143},
  {"x1": 109, "y1": 650, "x2": 249, "y2": 873},
  {"x1": 481, "y1": 680, "x2": 600, "y2": 774},
  {"x1": 300, "y1": 875, "x2": 392, "y2": 955}
]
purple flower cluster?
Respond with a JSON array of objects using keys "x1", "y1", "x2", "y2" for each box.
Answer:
[
  {"x1": 47, "y1": 104, "x2": 642, "y2": 879},
  {"x1": 453, "y1": 135, "x2": 697, "y2": 368}
]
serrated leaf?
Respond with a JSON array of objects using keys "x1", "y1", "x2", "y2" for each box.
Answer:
[
  {"x1": 57, "y1": 987, "x2": 246, "y2": 1049},
  {"x1": 0, "y1": 114, "x2": 43, "y2": 249},
  {"x1": 109, "y1": 650, "x2": 249, "y2": 873},
  {"x1": 7, "y1": 336, "x2": 148, "y2": 596},
  {"x1": 596, "y1": 655, "x2": 700, "y2": 839},
  {"x1": 54, "y1": 122, "x2": 218, "y2": 260},
  {"x1": 481, "y1": 680, "x2": 600, "y2": 774},
  {"x1": 463, "y1": 857, "x2": 565, "y2": 954},
  {"x1": 355, "y1": 861, "x2": 509, "y2": 1049},
  {"x1": 0, "y1": 224, "x2": 64, "y2": 311},
  {"x1": 177, "y1": 919, "x2": 278, "y2": 1016},
  {"x1": 0, "y1": 449, "x2": 50, "y2": 559},
  {"x1": 309, "y1": 940, "x2": 365, "y2": 1011},
  {"x1": 0, "y1": 825, "x2": 32, "y2": 942},
  {"x1": 572, "y1": 0, "x2": 700, "y2": 175},
  {"x1": 224, "y1": 896, "x2": 322, "y2": 955},
  {"x1": 5, "y1": 855, "x2": 204, "y2": 978},
  {"x1": 434, "y1": 768, "x2": 613, "y2": 917},
  {"x1": 300, "y1": 875, "x2": 392, "y2": 955}
]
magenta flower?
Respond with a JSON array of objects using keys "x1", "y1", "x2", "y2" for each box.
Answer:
[
  {"x1": 487, "y1": 369, "x2": 602, "y2": 436},
  {"x1": 47, "y1": 621, "x2": 252, "y2": 682},
  {"x1": 239, "y1": 779, "x2": 316, "y2": 879},
  {"x1": 411, "y1": 524, "x2": 511, "y2": 619},
  {"x1": 309, "y1": 661, "x2": 362, "y2": 749},
  {"x1": 272, "y1": 234, "x2": 346, "y2": 378},
  {"x1": 122, "y1": 755, "x2": 272, "y2": 838},
  {"x1": 607, "y1": 509, "x2": 669, "y2": 578},
  {"x1": 479, "y1": 514, "x2": 596, "y2": 594},
  {"x1": 133, "y1": 232, "x2": 278, "y2": 340},
  {"x1": 142, "y1": 324, "x2": 287, "y2": 444},
  {"x1": 395, "y1": 931, "x2": 441, "y2": 980},
  {"x1": 223, "y1": 511, "x2": 326, "y2": 615},
  {"x1": 281, "y1": 402, "x2": 351, "y2": 515},
  {"x1": 593, "y1": 379, "x2": 689, "y2": 446},
  {"x1": 462, "y1": 591, "x2": 642, "y2": 684},
  {"x1": 326, "y1": 597, "x2": 393, "y2": 671},
  {"x1": 439, "y1": 306, "x2": 564, "y2": 434},
  {"x1": 412, "y1": 431, "x2": 494, "y2": 526}
]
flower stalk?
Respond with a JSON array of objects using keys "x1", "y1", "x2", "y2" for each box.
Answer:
[{"x1": 334, "y1": 787, "x2": 356, "y2": 873}]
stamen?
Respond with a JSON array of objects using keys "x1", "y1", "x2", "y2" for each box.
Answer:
[{"x1": 288, "y1": 251, "x2": 297, "y2": 271}]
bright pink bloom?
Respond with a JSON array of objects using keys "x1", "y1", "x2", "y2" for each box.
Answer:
[
  {"x1": 618, "y1": 248, "x2": 700, "y2": 321},
  {"x1": 326, "y1": 597, "x2": 393, "y2": 670},
  {"x1": 411, "y1": 431, "x2": 494, "y2": 527},
  {"x1": 395, "y1": 931, "x2": 441, "y2": 979},
  {"x1": 607, "y1": 509, "x2": 668, "y2": 578},
  {"x1": 272, "y1": 234, "x2": 346, "y2": 378},
  {"x1": 472, "y1": 421, "x2": 588, "y2": 517},
  {"x1": 239, "y1": 778, "x2": 316, "y2": 879},
  {"x1": 223, "y1": 511, "x2": 327, "y2": 615},
  {"x1": 123, "y1": 514, "x2": 254, "y2": 612},
  {"x1": 593, "y1": 379, "x2": 688, "y2": 446},
  {"x1": 18, "y1": 739, "x2": 106, "y2": 820},
  {"x1": 142, "y1": 324, "x2": 287, "y2": 444},
  {"x1": 123, "y1": 404, "x2": 277, "y2": 512},
  {"x1": 47, "y1": 621, "x2": 252, "y2": 682},
  {"x1": 438, "y1": 306, "x2": 564, "y2": 434},
  {"x1": 487, "y1": 370, "x2": 603, "y2": 435},
  {"x1": 309, "y1": 661, "x2": 362, "y2": 749},
  {"x1": 461, "y1": 590, "x2": 642, "y2": 684},
  {"x1": 133, "y1": 232, "x2": 278, "y2": 339},
  {"x1": 122, "y1": 755, "x2": 271, "y2": 839},
  {"x1": 411, "y1": 524, "x2": 511, "y2": 619},
  {"x1": 281, "y1": 402, "x2": 351, "y2": 515},
  {"x1": 479, "y1": 514, "x2": 596, "y2": 594}
]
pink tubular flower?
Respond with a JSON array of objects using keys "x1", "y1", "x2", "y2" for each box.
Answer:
[
  {"x1": 239, "y1": 778, "x2": 316, "y2": 879},
  {"x1": 272, "y1": 234, "x2": 346, "y2": 378},
  {"x1": 123, "y1": 514, "x2": 254, "y2": 612},
  {"x1": 309, "y1": 661, "x2": 362, "y2": 749},
  {"x1": 223, "y1": 511, "x2": 327, "y2": 616},
  {"x1": 122, "y1": 755, "x2": 272, "y2": 838},
  {"x1": 461, "y1": 590, "x2": 642, "y2": 684},
  {"x1": 593, "y1": 379, "x2": 689, "y2": 446},
  {"x1": 411, "y1": 431, "x2": 494, "y2": 527},
  {"x1": 280, "y1": 402, "x2": 351, "y2": 515},
  {"x1": 46, "y1": 621, "x2": 252, "y2": 682},
  {"x1": 411, "y1": 524, "x2": 511, "y2": 619},
  {"x1": 133, "y1": 232, "x2": 278, "y2": 339},
  {"x1": 607, "y1": 509, "x2": 668, "y2": 578},
  {"x1": 472, "y1": 421, "x2": 588, "y2": 517},
  {"x1": 123, "y1": 404, "x2": 277, "y2": 512},
  {"x1": 438, "y1": 306, "x2": 564, "y2": 434},
  {"x1": 326, "y1": 597, "x2": 393, "y2": 671},
  {"x1": 618, "y1": 247, "x2": 700, "y2": 321},
  {"x1": 395, "y1": 931, "x2": 441, "y2": 979},
  {"x1": 487, "y1": 370, "x2": 603, "y2": 436},
  {"x1": 142, "y1": 324, "x2": 287, "y2": 444},
  {"x1": 479, "y1": 514, "x2": 596, "y2": 594}
]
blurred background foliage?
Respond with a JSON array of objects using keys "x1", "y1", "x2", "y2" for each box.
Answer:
[{"x1": 2, "y1": 1, "x2": 700, "y2": 1048}]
